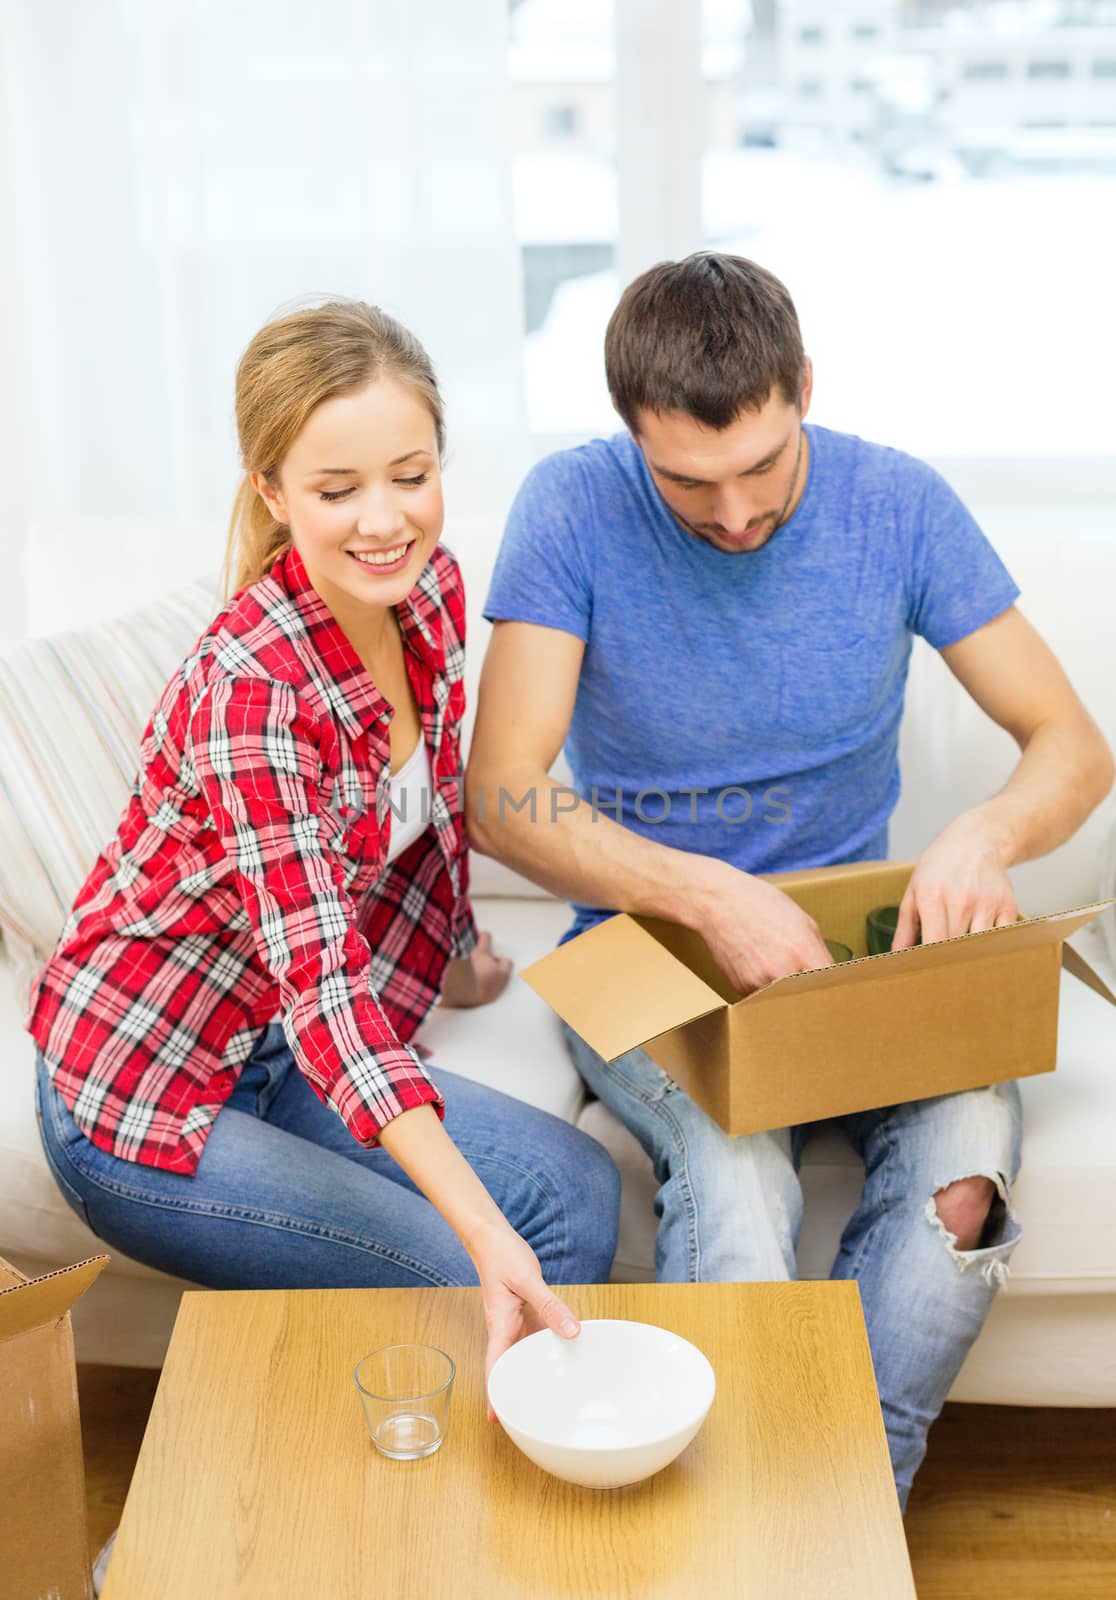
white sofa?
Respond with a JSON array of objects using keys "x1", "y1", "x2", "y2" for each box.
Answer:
[{"x1": 2, "y1": 511, "x2": 1115, "y2": 1403}]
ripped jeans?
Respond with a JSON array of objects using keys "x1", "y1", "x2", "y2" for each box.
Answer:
[{"x1": 563, "y1": 1024, "x2": 1023, "y2": 1510}]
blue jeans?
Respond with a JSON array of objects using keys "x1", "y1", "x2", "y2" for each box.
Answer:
[
  {"x1": 563, "y1": 1023, "x2": 1023, "y2": 1510},
  {"x1": 34, "y1": 1023, "x2": 620, "y2": 1291}
]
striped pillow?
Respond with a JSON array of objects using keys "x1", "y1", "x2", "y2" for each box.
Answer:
[{"x1": 0, "y1": 580, "x2": 220, "y2": 976}]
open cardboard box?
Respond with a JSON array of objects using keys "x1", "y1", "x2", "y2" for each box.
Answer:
[
  {"x1": 1, "y1": 1252, "x2": 109, "y2": 1599},
  {"x1": 522, "y1": 861, "x2": 1116, "y2": 1136}
]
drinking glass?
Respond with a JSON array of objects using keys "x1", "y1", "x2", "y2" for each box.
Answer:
[
  {"x1": 354, "y1": 1344, "x2": 455, "y2": 1460},
  {"x1": 866, "y1": 905, "x2": 906, "y2": 956}
]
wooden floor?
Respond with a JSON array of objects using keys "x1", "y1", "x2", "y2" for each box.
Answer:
[{"x1": 78, "y1": 1366, "x2": 1116, "y2": 1597}]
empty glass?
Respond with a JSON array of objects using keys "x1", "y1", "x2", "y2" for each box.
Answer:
[{"x1": 354, "y1": 1343, "x2": 456, "y2": 1460}]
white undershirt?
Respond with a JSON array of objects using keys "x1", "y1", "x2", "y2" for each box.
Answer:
[
  {"x1": 386, "y1": 737, "x2": 433, "y2": 863},
  {"x1": 267, "y1": 743, "x2": 433, "y2": 1024}
]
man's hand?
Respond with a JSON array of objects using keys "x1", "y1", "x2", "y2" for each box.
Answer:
[
  {"x1": 698, "y1": 863, "x2": 834, "y2": 995},
  {"x1": 437, "y1": 931, "x2": 513, "y2": 1008},
  {"x1": 894, "y1": 812, "x2": 1020, "y2": 950}
]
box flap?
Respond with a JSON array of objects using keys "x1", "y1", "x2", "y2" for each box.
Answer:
[
  {"x1": 0, "y1": 1255, "x2": 29, "y2": 1291},
  {"x1": 0, "y1": 1255, "x2": 109, "y2": 1343},
  {"x1": 740, "y1": 899, "x2": 1116, "y2": 1008},
  {"x1": 0, "y1": 1279, "x2": 97, "y2": 1599},
  {"x1": 1062, "y1": 941, "x2": 1116, "y2": 1007},
  {"x1": 520, "y1": 914, "x2": 727, "y2": 1061}
]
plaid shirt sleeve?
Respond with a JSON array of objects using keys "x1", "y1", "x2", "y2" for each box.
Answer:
[
  {"x1": 189, "y1": 672, "x2": 444, "y2": 1146},
  {"x1": 438, "y1": 548, "x2": 480, "y2": 965},
  {"x1": 451, "y1": 854, "x2": 480, "y2": 962}
]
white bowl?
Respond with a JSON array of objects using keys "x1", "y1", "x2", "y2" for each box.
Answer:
[{"x1": 487, "y1": 1318, "x2": 716, "y2": 1489}]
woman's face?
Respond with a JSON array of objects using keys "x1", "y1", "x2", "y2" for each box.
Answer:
[{"x1": 252, "y1": 375, "x2": 443, "y2": 624}]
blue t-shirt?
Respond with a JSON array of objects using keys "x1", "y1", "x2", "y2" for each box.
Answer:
[{"x1": 483, "y1": 424, "x2": 1020, "y2": 943}]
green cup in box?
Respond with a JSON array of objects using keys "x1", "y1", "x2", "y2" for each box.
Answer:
[
  {"x1": 865, "y1": 905, "x2": 922, "y2": 956},
  {"x1": 824, "y1": 939, "x2": 854, "y2": 965}
]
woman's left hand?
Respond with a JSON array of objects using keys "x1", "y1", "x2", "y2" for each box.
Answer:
[{"x1": 437, "y1": 931, "x2": 513, "y2": 1008}]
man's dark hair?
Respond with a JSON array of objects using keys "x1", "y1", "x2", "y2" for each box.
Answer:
[{"x1": 604, "y1": 253, "x2": 807, "y2": 433}]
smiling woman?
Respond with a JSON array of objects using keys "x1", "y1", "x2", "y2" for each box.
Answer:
[
  {"x1": 227, "y1": 304, "x2": 452, "y2": 770},
  {"x1": 27, "y1": 297, "x2": 621, "y2": 1414}
]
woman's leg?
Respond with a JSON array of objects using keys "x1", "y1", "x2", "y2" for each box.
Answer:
[
  {"x1": 262, "y1": 1043, "x2": 621, "y2": 1287},
  {"x1": 35, "y1": 1032, "x2": 618, "y2": 1290},
  {"x1": 562, "y1": 1023, "x2": 802, "y2": 1283},
  {"x1": 35, "y1": 1047, "x2": 483, "y2": 1289}
]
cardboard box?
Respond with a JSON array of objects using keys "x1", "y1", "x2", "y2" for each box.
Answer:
[
  {"x1": 522, "y1": 861, "x2": 1116, "y2": 1137},
  {"x1": 1, "y1": 1252, "x2": 109, "y2": 1600}
]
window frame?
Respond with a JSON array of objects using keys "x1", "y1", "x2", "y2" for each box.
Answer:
[{"x1": 521, "y1": 0, "x2": 1116, "y2": 491}]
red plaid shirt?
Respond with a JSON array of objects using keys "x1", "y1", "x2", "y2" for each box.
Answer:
[{"x1": 26, "y1": 545, "x2": 478, "y2": 1175}]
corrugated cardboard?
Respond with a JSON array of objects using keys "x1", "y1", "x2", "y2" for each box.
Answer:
[
  {"x1": 522, "y1": 861, "x2": 1116, "y2": 1136},
  {"x1": 1, "y1": 1252, "x2": 109, "y2": 1600}
]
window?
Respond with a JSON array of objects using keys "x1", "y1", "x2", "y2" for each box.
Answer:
[
  {"x1": 510, "y1": 0, "x2": 616, "y2": 429},
  {"x1": 1092, "y1": 61, "x2": 1116, "y2": 79},
  {"x1": 1027, "y1": 61, "x2": 1072, "y2": 80},
  {"x1": 699, "y1": 0, "x2": 1114, "y2": 457},
  {"x1": 800, "y1": 26, "x2": 824, "y2": 45},
  {"x1": 850, "y1": 78, "x2": 873, "y2": 95},
  {"x1": 962, "y1": 61, "x2": 1009, "y2": 82},
  {"x1": 517, "y1": 0, "x2": 1116, "y2": 455},
  {"x1": 545, "y1": 103, "x2": 578, "y2": 139},
  {"x1": 851, "y1": 24, "x2": 879, "y2": 42}
]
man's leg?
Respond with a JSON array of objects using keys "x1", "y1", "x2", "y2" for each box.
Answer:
[
  {"x1": 562, "y1": 1023, "x2": 802, "y2": 1282},
  {"x1": 831, "y1": 1081, "x2": 1024, "y2": 1509}
]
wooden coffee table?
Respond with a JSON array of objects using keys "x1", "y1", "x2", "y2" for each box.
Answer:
[{"x1": 101, "y1": 1281, "x2": 914, "y2": 1598}]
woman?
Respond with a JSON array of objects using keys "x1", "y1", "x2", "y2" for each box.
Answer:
[{"x1": 28, "y1": 298, "x2": 619, "y2": 1381}]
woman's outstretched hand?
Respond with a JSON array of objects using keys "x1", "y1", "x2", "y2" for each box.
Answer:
[
  {"x1": 376, "y1": 1104, "x2": 579, "y2": 1422},
  {"x1": 468, "y1": 1220, "x2": 580, "y2": 1420}
]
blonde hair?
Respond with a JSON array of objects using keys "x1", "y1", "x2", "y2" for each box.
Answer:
[{"x1": 224, "y1": 298, "x2": 445, "y2": 597}]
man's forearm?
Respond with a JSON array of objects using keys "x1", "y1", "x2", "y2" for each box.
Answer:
[
  {"x1": 466, "y1": 761, "x2": 727, "y2": 932},
  {"x1": 961, "y1": 713, "x2": 1114, "y2": 869}
]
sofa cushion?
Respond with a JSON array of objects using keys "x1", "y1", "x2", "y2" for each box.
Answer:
[
  {"x1": 0, "y1": 579, "x2": 219, "y2": 969},
  {"x1": 890, "y1": 529, "x2": 1116, "y2": 918},
  {"x1": 1099, "y1": 794, "x2": 1116, "y2": 975},
  {"x1": 414, "y1": 899, "x2": 587, "y2": 1125},
  {"x1": 406, "y1": 899, "x2": 1116, "y2": 1294},
  {"x1": 0, "y1": 897, "x2": 587, "y2": 1275},
  {"x1": 0, "y1": 960, "x2": 176, "y2": 1282},
  {"x1": 5, "y1": 899, "x2": 1116, "y2": 1308}
]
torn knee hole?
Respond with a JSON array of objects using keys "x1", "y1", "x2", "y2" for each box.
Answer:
[{"x1": 931, "y1": 1174, "x2": 1005, "y2": 1253}]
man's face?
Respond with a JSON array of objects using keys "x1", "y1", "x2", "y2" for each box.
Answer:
[{"x1": 634, "y1": 374, "x2": 812, "y2": 555}]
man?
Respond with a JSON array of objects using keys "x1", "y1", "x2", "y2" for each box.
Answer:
[{"x1": 466, "y1": 253, "x2": 1113, "y2": 1506}]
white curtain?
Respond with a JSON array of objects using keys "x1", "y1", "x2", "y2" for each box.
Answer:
[{"x1": 0, "y1": 0, "x2": 527, "y2": 638}]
